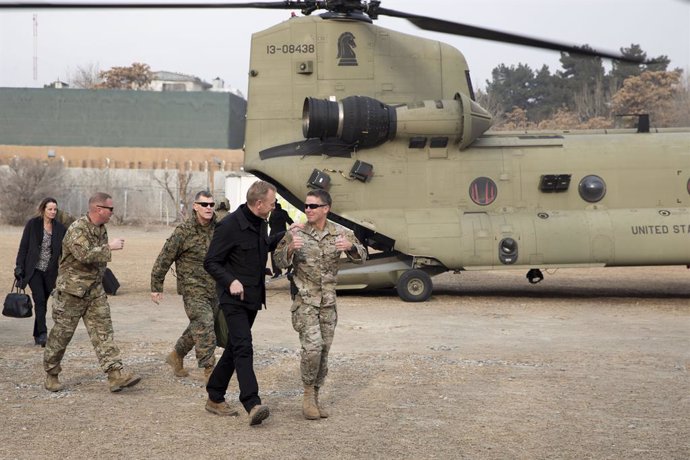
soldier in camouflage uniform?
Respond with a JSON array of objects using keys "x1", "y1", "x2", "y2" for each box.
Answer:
[
  {"x1": 214, "y1": 197, "x2": 230, "y2": 222},
  {"x1": 151, "y1": 191, "x2": 218, "y2": 382},
  {"x1": 55, "y1": 208, "x2": 76, "y2": 228},
  {"x1": 43, "y1": 192, "x2": 141, "y2": 393},
  {"x1": 274, "y1": 189, "x2": 366, "y2": 419}
]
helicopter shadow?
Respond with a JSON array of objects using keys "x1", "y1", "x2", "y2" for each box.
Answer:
[{"x1": 339, "y1": 278, "x2": 690, "y2": 301}]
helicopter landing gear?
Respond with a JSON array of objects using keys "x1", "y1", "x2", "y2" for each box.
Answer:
[
  {"x1": 526, "y1": 268, "x2": 544, "y2": 284},
  {"x1": 396, "y1": 269, "x2": 433, "y2": 302}
]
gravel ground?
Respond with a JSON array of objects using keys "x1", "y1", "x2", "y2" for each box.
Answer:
[{"x1": 1, "y1": 224, "x2": 689, "y2": 459}]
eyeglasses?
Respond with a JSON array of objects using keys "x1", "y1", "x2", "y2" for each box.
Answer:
[
  {"x1": 97, "y1": 205, "x2": 114, "y2": 212},
  {"x1": 305, "y1": 203, "x2": 328, "y2": 210},
  {"x1": 195, "y1": 202, "x2": 215, "y2": 208}
]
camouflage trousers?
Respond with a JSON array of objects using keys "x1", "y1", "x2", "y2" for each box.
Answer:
[
  {"x1": 291, "y1": 302, "x2": 337, "y2": 386},
  {"x1": 44, "y1": 290, "x2": 122, "y2": 375},
  {"x1": 176, "y1": 292, "x2": 217, "y2": 369}
]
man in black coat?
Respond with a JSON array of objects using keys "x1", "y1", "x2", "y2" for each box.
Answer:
[{"x1": 203, "y1": 180, "x2": 281, "y2": 426}]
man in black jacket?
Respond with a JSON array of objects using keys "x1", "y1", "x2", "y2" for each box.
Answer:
[{"x1": 203, "y1": 180, "x2": 279, "y2": 426}]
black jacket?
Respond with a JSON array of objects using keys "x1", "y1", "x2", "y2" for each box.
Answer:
[
  {"x1": 15, "y1": 216, "x2": 67, "y2": 289},
  {"x1": 204, "y1": 204, "x2": 281, "y2": 310}
]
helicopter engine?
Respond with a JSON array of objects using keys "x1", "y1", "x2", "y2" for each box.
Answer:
[{"x1": 303, "y1": 92, "x2": 492, "y2": 150}]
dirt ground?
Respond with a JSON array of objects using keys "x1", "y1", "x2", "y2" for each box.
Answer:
[{"x1": 0, "y1": 224, "x2": 689, "y2": 459}]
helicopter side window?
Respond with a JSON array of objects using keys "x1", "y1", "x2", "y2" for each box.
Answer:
[
  {"x1": 409, "y1": 137, "x2": 427, "y2": 149},
  {"x1": 578, "y1": 175, "x2": 607, "y2": 203},
  {"x1": 430, "y1": 137, "x2": 449, "y2": 148},
  {"x1": 469, "y1": 177, "x2": 497, "y2": 206}
]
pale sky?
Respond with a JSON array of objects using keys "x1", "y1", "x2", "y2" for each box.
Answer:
[{"x1": 1, "y1": 0, "x2": 689, "y2": 95}]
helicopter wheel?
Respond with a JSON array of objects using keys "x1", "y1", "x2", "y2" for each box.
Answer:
[{"x1": 396, "y1": 269, "x2": 433, "y2": 302}]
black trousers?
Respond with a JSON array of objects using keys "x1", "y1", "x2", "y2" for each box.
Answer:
[
  {"x1": 28, "y1": 269, "x2": 50, "y2": 338},
  {"x1": 206, "y1": 303, "x2": 260, "y2": 412}
]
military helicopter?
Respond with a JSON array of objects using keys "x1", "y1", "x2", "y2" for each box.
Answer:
[{"x1": 6, "y1": 1, "x2": 690, "y2": 302}]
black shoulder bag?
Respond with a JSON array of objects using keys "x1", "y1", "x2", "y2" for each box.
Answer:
[{"x1": 2, "y1": 280, "x2": 33, "y2": 318}]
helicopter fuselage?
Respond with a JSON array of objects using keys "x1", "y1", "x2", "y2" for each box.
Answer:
[{"x1": 243, "y1": 15, "x2": 690, "y2": 275}]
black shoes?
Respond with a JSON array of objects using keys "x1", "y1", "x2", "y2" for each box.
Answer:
[{"x1": 35, "y1": 333, "x2": 47, "y2": 347}]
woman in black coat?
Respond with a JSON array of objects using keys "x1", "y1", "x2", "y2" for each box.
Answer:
[{"x1": 14, "y1": 197, "x2": 67, "y2": 347}]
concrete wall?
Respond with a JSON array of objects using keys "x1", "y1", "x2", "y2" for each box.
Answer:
[
  {"x1": 45, "y1": 168, "x2": 236, "y2": 224},
  {"x1": 0, "y1": 145, "x2": 244, "y2": 172}
]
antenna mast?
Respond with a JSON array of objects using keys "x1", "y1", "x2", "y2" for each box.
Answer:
[{"x1": 33, "y1": 13, "x2": 38, "y2": 81}]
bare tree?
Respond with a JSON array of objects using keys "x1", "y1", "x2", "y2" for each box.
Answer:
[
  {"x1": 475, "y1": 87, "x2": 505, "y2": 123},
  {"x1": 68, "y1": 62, "x2": 102, "y2": 89},
  {"x1": 0, "y1": 158, "x2": 66, "y2": 225},
  {"x1": 152, "y1": 169, "x2": 194, "y2": 221},
  {"x1": 667, "y1": 73, "x2": 690, "y2": 127}
]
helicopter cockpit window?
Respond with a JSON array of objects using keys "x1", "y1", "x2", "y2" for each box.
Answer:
[
  {"x1": 469, "y1": 177, "x2": 497, "y2": 206},
  {"x1": 578, "y1": 175, "x2": 607, "y2": 203},
  {"x1": 465, "y1": 70, "x2": 475, "y2": 101}
]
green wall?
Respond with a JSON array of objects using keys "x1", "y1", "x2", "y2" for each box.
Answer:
[{"x1": 0, "y1": 88, "x2": 246, "y2": 149}]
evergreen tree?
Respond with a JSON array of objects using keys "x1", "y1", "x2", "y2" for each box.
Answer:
[
  {"x1": 557, "y1": 45, "x2": 607, "y2": 120},
  {"x1": 530, "y1": 65, "x2": 569, "y2": 121},
  {"x1": 485, "y1": 63, "x2": 536, "y2": 117},
  {"x1": 610, "y1": 44, "x2": 647, "y2": 93},
  {"x1": 484, "y1": 43, "x2": 682, "y2": 128}
]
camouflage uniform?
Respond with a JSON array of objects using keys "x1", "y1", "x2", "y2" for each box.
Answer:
[
  {"x1": 214, "y1": 198, "x2": 230, "y2": 222},
  {"x1": 151, "y1": 212, "x2": 218, "y2": 368},
  {"x1": 44, "y1": 215, "x2": 122, "y2": 375},
  {"x1": 56, "y1": 209, "x2": 77, "y2": 229},
  {"x1": 274, "y1": 222, "x2": 366, "y2": 386}
]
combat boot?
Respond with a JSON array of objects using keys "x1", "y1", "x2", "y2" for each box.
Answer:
[
  {"x1": 205, "y1": 399, "x2": 239, "y2": 416},
  {"x1": 314, "y1": 386, "x2": 329, "y2": 418},
  {"x1": 302, "y1": 385, "x2": 320, "y2": 420},
  {"x1": 165, "y1": 350, "x2": 189, "y2": 377},
  {"x1": 248, "y1": 404, "x2": 270, "y2": 426},
  {"x1": 44, "y1": 373, "x2": 64, "y2": 392},
  {"x1": 108, "y1": 368, "x2": 141, "y2": 393}
]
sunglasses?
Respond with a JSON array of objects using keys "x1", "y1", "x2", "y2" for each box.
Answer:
[
  {"x1": 305, "y1": 203, "x2": 328, "y2": 210},
  {"x1": 96, "y1": 205, "x2": 114, "y2": 212},
  {"x1": 195, "y1": 202, "x2": 216, "y2": 208}
]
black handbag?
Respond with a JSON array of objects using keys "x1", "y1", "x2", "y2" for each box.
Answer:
[{"x1": 2, "y1": 280, "x2": 33, "y2": 318}]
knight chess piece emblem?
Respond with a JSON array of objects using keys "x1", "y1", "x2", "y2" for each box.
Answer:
[{"x1": 337, "y1": 32, "x2": 358, "y2": 66}]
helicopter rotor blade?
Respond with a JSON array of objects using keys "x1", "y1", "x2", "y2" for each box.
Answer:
[
  {"x1": 0, "y1": 1, "x2": 654, "y2": 64},
  {"x1": 376, "y1": 7, "x2": 646, "y2": 64},
  {"x1": 0, "y1": 2, "x2": 302, "y2": 9}
]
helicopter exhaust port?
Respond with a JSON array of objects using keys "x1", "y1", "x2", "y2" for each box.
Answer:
[
  {"x1": 303, "y1": 93, "x2": 492, "y2": 151},
  {"x1": 303, "y1": 96, "x2": 395, "y2": 149}
]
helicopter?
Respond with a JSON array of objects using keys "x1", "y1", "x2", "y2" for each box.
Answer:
[{"x1": 4, "y1": 1, "x2": 690, "y2": 302}]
